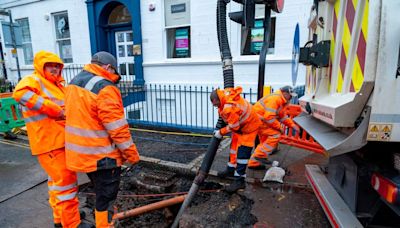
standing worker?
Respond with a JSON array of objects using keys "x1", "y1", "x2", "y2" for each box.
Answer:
[
  {"x1": 210, "y1": 86, "x2": 261, "y2": 193},
  {"x1": 65, "y1": 51, "x2": 140, "y2": 228},
  {"x1": 12, "y1": 51, "x2": 90, "y2": 228},
  {"x1": 248, "y1": 86, "x2": 300, "y2": 169}
]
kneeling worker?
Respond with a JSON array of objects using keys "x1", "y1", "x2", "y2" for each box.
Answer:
[
  {"x1": 249, "y1": 86, "x2": 300, "y2": 169},
  {"x1": 210, "y1": 86, "x2": 261, "y2": 193}
]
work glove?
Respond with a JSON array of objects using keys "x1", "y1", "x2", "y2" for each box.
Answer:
[{"x1": 214, "y1": 130, "x2": 223, "y2": 139}]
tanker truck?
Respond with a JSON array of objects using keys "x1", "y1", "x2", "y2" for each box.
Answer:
[{"x1": 296, "y1": 0, "x2": 400, "y2": 226}]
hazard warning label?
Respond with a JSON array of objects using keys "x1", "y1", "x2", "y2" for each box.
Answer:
[{"x1": 367, "y1": 123, "x2": 392, "y2": 141}]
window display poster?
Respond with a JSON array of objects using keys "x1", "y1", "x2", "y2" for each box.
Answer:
[
  {"x1": 175, "y1": 28, "x2": 189, "y2": 57},
  {"x1": 251, "y1": 20, "x2": 264, "y2": 54}
]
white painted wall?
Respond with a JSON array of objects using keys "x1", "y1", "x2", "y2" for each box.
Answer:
[
  {"x1": 0, "y1": 0, "x2": 91, "y2": 81},
  {"x1": 140, "y1": 0, "x2": 312, "y2": 90},
  {"x1": 1, "y1": 0, "x2": 312, "y2": 90}
]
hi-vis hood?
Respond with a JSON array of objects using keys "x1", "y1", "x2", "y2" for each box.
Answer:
[
  {"x1": 217, "y1": 86, "x2": 243, "y2": 107},
  {"x1": 33, "y1": 51, "x2": 64, "y2": 82},
  {"x1": 83, "y1": 64, "x2": 120, "y2": 83}
]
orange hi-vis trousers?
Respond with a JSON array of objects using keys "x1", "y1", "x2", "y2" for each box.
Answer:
[
  {"x1": 37, "y1": 148, "x2": 80, "y2": 228},
  {"x1": 227, "y1": 133, "x2": 239, "y2": 168},
  {"x1": 248, "y1": 130, "x2": 281, "y2": 167},
  {"x1": 227, "y1": 131, "x2": 258, "y2": 177}
]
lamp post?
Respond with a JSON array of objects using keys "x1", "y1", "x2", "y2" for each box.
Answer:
[{"x1": 0, "y1": 9, "x2": 21, "y2": 81}]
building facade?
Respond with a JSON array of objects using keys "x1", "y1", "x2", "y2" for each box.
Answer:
[
  {"x1": 0, "y1": 0, "x2": 311, "y2": 90},
  {"x1": 0, "y1": 0, "x2": 92, "y2": 80}
]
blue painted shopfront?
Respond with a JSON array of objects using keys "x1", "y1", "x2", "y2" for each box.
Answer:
[{"x1": 86, "y1": 0, "x2": 144, "y2": 86}]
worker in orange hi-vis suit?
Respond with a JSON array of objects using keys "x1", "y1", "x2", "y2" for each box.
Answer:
[
  {"x1": 12, "y1": 51, "x2": 92, "y2": 228},
  {"x1": 65, "y1": 51, "x2": 140, "y2": 228},
  {"x1": 249, "y1": 86, "x2": 300, "y2": 169},
  {"x1": 210, "y1": 86, "x2": 261, "y2": 193}
]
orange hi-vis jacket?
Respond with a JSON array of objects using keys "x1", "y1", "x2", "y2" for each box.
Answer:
[
  {"x1": 65, "y1": 64, "x2": 139, "y2": 173},
  {"x1": 217, "y1": 87, "x2": 261, "y2": 136},
  {"x1": 253, "y1": 90, "x2": 296, "y2": 135},
  {"x1": 13, "y1": 51, "x2": 65, "y2": 155}
]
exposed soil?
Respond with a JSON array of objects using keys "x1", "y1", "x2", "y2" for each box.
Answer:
[
  {"x1": 77, "y1": 133, "x2": 329, "y2": 228},
  {"x1": 131, "y1": 130, "x2": 209, "y2": 163},
  {"x1": 78, "y1": 163, "x2": 257, "y2": 227}
]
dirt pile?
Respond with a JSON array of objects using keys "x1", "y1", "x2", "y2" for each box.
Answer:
[
  {"x1": 179, "y1": 192, "x2": 257, "y2": 228},
  {"x1": 78, "y1": 164, "x2": 257, "y2": 227}
]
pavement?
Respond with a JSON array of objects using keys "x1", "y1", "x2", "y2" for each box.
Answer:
[{"x1": 0, "y1": 134, "x2": 328, "y2": 227}]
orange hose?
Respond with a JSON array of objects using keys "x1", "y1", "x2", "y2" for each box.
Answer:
[{"x1": 113, "y1": 195, "x2": 186, "y2": 220}]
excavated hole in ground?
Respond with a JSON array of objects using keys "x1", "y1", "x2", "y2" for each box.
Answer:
[{"x1": 78, "y1": 163, "x2": 258, "y2": 227}]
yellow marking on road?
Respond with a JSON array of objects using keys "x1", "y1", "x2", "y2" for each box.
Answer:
[{"x1": 0, "y1": 139, "x2": 30, "y2": 149}]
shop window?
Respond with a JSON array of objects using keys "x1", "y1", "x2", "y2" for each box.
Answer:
[
  {"x1": 240, "y1": 5, "x2": 276, "y2": 55},
  {"x1": 53, "y1": 12, "x2": 73, "y2": 63},
  {"x1": 165, "y1": 0, "x2": 191, "y2": 58},
  {"x1": 166, "y1": 27, "x2": 190, "y2": 58},
  {"x1": 241, "y1": 18, "x2": 276, "y2": 55},
  {"x1": 16, "y1": 18, "x2": 33, "y2": 65}
]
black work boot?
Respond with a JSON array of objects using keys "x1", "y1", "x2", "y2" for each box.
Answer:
[
  {"x1": 80, "y1": 210, "x2": 86, "y2": 220},
  {"x1": 78, "y1": 222, "x2": 95, "y2": 228},
  {"x1": 225, "y1": 177, "x2": 246, "y2": 193},
  {"x1": 254, "y1": 157, "x2": 272, "y2": 165},
  {"x1": 248, "y1": 164, "x2": 267, "y2": 170},
  {"x1": 217, "y1": 166, "x2": 235, "y2": 178},
  {"x1": 54, "y1": 223, "x2": 62, "y2": 228}
]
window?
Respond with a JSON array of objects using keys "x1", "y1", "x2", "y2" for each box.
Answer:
[
  {"x1": 241, "y1": 6, "x2": 276, "y2": 55},
  {"x1": 53, "y1": 12, "x2": 73, "y2": 63},
  {"x1": 16, "y1": 18, "x2": 33, "y2": 65},
  {"x1": 165, "y1": 0, "x2": 191, "y2": 58}
]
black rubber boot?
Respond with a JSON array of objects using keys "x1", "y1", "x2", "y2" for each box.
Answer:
[
  {"x1": 54, "y1": 223, "x2": 62, "y2": 228},
  {"x1": 225, "y1": 177, "x2": 246, "y2": 193},
  {"x1": 80, "y1": 210, "x2": 86, "y2": 220},
  {"x1": 254, "y1": 157, "x2": 272, "y2": 165},
  {"x1": 78, "y1": 222, "x2": 95, "y2": 228},
  {"x1": 217, "y1": 166, "x2": 235, "y2": 178},
  {"x1": 248, "y1": 164, "x2": 267, "y2": 170}
]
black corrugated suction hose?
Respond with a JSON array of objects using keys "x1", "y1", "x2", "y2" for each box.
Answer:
[{"x1": 171, "y1": 1, "x2": 234, "y2": 227}]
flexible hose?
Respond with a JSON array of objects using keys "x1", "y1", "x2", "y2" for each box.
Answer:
[
  {"x1": 171, "y1": 1, "x2": 234, "y2": 227},
  {"x1": 217, "y1": 0, "x2": 234, "y2": 89}
]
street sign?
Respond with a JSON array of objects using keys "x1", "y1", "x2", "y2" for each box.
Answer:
[
  {"x1": 291, "y1": 23, "x2": 300, "y2": 87},
  {"x1": 1, "y1": 21, "x2": 22, "y2": 48}
]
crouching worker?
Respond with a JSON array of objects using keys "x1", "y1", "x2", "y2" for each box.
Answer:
[
  {"x1": 249, "y1": 86, "x2": 300, "y2": 169},
  {"x1": 210, "y1": 87, "x2": 261, "y2": 193},
  {"x1": 65, "y1": 51, "x2": 140, "y2": 228},
  {"x1": 13, "y1": 51, "x2": 91, "y2": 228}
]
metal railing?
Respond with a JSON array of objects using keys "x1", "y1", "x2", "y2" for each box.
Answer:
[
  {"x1": 61, "y1": 65, "x2": 305, "y2": 133},
  {"x1": 121, "y1": 84, "x2": 260, "y2": 133}
]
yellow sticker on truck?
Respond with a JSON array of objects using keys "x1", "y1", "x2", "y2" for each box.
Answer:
[{"x1": 367, "y1": 123, "x2": 392, "y2": 141}]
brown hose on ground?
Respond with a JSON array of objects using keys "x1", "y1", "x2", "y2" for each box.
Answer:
[{"x1": 113, "y1": 195, "x2": 186, "y2": 220}]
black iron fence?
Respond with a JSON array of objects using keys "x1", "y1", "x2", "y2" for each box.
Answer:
[
  {"x1": 2, "y1": 64, "x2": 305, "y2": 133},
  {"x1": 118, "y1": 80, "x2": 304, "y2": 133}
]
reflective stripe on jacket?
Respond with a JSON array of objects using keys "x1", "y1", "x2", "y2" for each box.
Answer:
[
  {"x1": 217, "y1": 87, "x2": 260, "y2": 135},
  {"x1": 12, "y1": 51, "x2": 65, "y2": 155},
  {"x1": 65, "y1": 64, "x2": 139, "y2": 173},
  {"x1": 253, "y1": 90, "x2": 295, "y2": 135}
]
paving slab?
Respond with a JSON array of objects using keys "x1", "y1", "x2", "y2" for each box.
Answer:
[{"x1": 0, "y1": 139, "x2": 47, "y2": 203}]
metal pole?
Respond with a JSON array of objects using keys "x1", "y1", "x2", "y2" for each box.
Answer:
[
  {"x1": 257, "y1": 7, "x2": 272, "y2": 100},
  {"x1": 8, "y1": 10, "x2": 21, "y2": 81},
  {"x1": 0, "y1": 40, "x2": 7, "y2": 79}
]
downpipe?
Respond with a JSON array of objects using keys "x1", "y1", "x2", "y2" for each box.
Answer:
[{"x1": 171, "y1": 0, "x2": 233, "y2": 227}]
